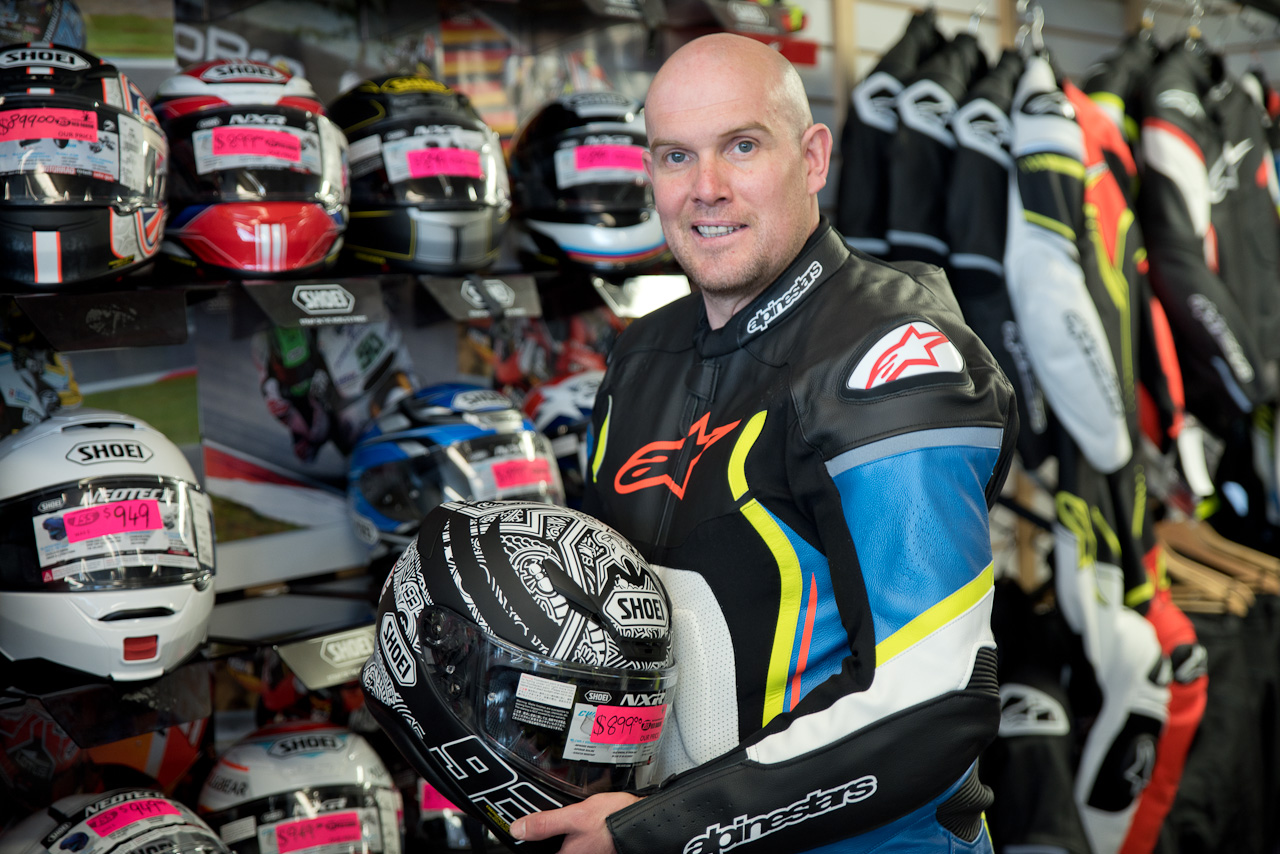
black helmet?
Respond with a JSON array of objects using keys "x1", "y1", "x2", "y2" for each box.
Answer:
[
  {"x1": 0, "y1": 789, "x2": 230, "y2": 854},
  {"x1": 361, "y1": 499, "x2": 676, "y2": 852},
  {"x1": 0, "y1": 43, "x2": 167, "y2": 288},
  {"x1": 508, "y1": 92, "x2": 669, "y2": 274},
  {"x1": 328, "y1": 72, "x2": 510, "y2": 274}
]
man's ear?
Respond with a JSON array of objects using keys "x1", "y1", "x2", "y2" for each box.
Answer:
[
  {"x1": 643, "y1": 148, "x2": 655, "y2": 182},
  {"x1": 801, "y1": 122, "x2": 833, "y2": 195}
]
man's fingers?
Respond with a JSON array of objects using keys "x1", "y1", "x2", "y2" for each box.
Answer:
[{"x1": 511, "y1": 805, "x2": 574, "y2": 841}]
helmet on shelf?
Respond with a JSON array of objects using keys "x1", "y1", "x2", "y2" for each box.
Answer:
[
  {"x1": 0, "y1": 409, "x2": 215, "y2": 682},
  {"x1": 0, "y1": 788, "x2": 230, "y2": 854},
  {"x1": 522, "y1": 369, "x2": 603, "y2": 507},
  {"x1": 197, "y1": 722, "x2": 402, "y2": 854},
  {"x1": 0, "y1": 43, "x2": 167, "y2": 288},
  {"x1": 361, "y1": 499, "x2": 677, "y2": 853},
  {"x1": 507, "y1": 92, "x2": 669, "y2": 275},
  {"x1": 347, "y1": 383, "x2": 564, "y2": 557},
  {"x1": 153, "y1": 58, "x2": 348, "y2": 278},
  {"x1": 327, "y1": 72, "x2": 510, "y2": 275}
]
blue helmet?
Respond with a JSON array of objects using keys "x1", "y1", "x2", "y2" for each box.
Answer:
[{"x1": 347, "y1": 383, "x2": 564, "y2": 556}]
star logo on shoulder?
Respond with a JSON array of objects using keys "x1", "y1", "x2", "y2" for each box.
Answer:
[{"x1": 848, "y1": 322, "x2": 965, "y2": 390}]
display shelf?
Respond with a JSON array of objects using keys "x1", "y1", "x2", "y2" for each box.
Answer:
[{"x1": 205, "y1": 592, "x2": 376, "y2": 691}]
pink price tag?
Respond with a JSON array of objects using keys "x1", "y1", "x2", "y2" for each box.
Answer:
[
  {"x1": 275, "y1": 813, "x2": 363, "y2": 854},
  {"x1": 0, "y1": 108, "x2": 97, "y2": 143},
  {"x1": 575, "y1": 144, "x2": 644, "y2": 173},
  {"x1": 406, "y1": 147, "x2": 483, "y2": 179},
  {"x1": 492, "y1": 458, "x2": 552, "y2": 490},
  {"x1": 85, "y1": 799, "x2": 180, "y2": 836},
  {"x1": 589, "y1": 704, "x2": 667, "y2": 745},
  {"x1": 62, "y1": 499, "x2": 162, "y2": 544},
  {"x1": 419, "y1": 779, "x2": 460, "y2": 812},
  {"x1": 211, "y1": 126, "x2": 301, "y2": 162}
]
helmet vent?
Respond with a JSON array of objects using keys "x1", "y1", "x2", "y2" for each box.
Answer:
[{"x1": 101, "y1": 607, "x2": 175, "y2": 621}]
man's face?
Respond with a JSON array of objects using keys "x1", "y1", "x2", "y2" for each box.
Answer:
[{"x1": 644, "y1": 86, "x2": 815, "y2": 300}]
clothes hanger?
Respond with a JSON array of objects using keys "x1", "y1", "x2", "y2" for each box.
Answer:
[
  {"x1": 1014, "y1": 0, "x2": 1046, "y2": 58},
  {"x1": 1162, "y1": 545, "x2": 1255, "y2": 616},
  {"x1": 969, "y1": 2, "x2": 985, "y2": 35},
  {"x1": 1156, "y1": 518, "x2": 1280, "y2": 595}
]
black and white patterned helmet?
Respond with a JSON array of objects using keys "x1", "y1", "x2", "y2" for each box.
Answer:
[{"x1": 360, "y1": 499, "x2": 676, "y2": 852}]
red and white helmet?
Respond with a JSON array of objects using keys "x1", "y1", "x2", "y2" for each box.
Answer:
[
  {"x1": 197, "y1": 722, "x2": 402, "y2": 854},
  {"x1": 152, "y1": 59, "x2": 348, "y2": 278}
]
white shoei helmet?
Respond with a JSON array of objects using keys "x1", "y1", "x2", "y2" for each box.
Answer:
[
  {"x1": 197, "y1": 722, "x2": 403, "y2": 854},
  {"x1": 0, "y1": 788, "x2": 231, "y2": 854},
  {"x1": 0, "y1": 409, "x2": 215, "y2": 682}
]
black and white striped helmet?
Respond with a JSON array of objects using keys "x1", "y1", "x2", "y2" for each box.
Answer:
[{"x1": 360, "y1": 499, "x2": 676, "y2": 853}]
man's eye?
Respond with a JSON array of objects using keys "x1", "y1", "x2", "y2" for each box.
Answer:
[
  {"x1": 665, "y1": 151, "x2": 686, "y2": 164},
  {"x1": 735, "y1": 140, "x2": 755, "y2": 154}
]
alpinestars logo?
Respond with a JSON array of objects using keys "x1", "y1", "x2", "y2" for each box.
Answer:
[
  {"x1": 615, "y1": 412, "x2": 741, "y2": 498},
  {"x1": 682, "y1": 776, "x2": 878, "y2": 854},
  {"x1": 847, "y1": 322, "x2": 964, "y2": 390},
  {"x1": 897, "y1": 79, "x2": 956, "y2": 147},
  {"x1": 746, "y1": 261, "x2": 822, "y2": 335}
]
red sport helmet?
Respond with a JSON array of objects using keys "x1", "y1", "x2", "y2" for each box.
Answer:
[{"x1": 152, "y1": 59, "x2": 348, "y2": 278}]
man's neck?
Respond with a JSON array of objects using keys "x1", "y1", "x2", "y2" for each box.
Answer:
[{"x1": 704, "y1": 290, "x2": 765, "y2": 330}]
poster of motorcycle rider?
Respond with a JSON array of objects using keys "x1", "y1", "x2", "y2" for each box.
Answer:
[{"x1": 190, "y1": 285, "x2": 466, "y2": 590}]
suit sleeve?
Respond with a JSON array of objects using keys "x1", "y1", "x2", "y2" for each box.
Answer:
[{"x1": 1005, "y1": 56, "x2": 1132, "y2": 474}]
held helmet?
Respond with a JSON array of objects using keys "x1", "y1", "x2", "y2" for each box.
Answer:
[
  {"x1": 0, "y1": 43, "x2": 168, "y2": 288},
  {"x1": 197, "y1": 722, "x2": 403, "y2": 854},
  {"x1": 327, "y1": 72, "x2": 510, "y2": 275},
  {"x1": 522, "y1": 369, "x2": 603, "y2": 507},
  {"x1": 361, "y1": 500, "x2": 677, "y2": 852},
  {"x1": 0, "y1": 409, "x2": 215, "y2": 682},
  {"x1": 0, "y1": 789, "x2": 230, "y2": 854},
  {"x1": 508, "y1": 92, "x2": 669, "y2": 274},
  {"x1": 153, "y1": 59, "x2": 348, "y2": 278},
  {"x1": 347, "y1": 383, "x2": 564, "y2": 557}
]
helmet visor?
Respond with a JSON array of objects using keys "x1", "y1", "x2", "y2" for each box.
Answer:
[
  {"x1": 347, "y1": 119, "x2": 508, "y2": 209},
  {"x1": 0, "y1": 476, "x2": 214, "y2": 592},
  {"x1": 420, "y1": 605, "x2": 677, "y2": 797},
  {"x1": 202, "y1": 783, "x2": 401, "y2": 854},
  {"x1": 517, "y1": 130, "x2": 653, "y2": 217},
  {"x1": 0, "y1": 98, "x2": 167, "y2": 210},
  {"x1": 357, "y1": 431, "x2": 564, "y2": 523},
  {"x1": 164, "y1": 105, "x2": 346, "y2": 208}
]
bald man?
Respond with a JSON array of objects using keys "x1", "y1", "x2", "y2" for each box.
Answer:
[{"x1": 513, "y1": 33, "x2": 1018, "y2": 853}]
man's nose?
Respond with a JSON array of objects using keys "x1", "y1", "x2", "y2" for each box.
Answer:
[{"x1": 692, "y1": 157, "x2": 729, "y2": 205}]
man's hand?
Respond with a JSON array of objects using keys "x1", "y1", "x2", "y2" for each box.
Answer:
[{"x1": 509, "y1": 792, "x2": 641, "y2": 854}]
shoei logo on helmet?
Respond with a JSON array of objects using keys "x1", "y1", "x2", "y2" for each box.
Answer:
[
  {"x1": 728, "y1": 0, "x2": 770, "y2": 26},
  {"x1": 268, "y1": 733, "x2": 345, "y2": 757},
  {"x1": 461, "y1": 279, "x2": 515, "y2": 310},
  {"x1": 0, "y1": 48, "x2": 89, "y2": 70},
  {"x1": 380, "y1": 613, "x2": 416, "y2": 686},
  {"x1": 321, "y1": 629, "x2": 376, "y2": 666},
  {"x1": 293, "y1": 284, "x2": 355, "y2": 315},
  {"x1": 451, "y1": 388, "x2": 513, "y2": 412},
  {"x1": 38, "y1": 497, "x2": 65, "y2": 513},
  {"x1": 604, "y1": 589, "x2": 665, "y2": 629},
  {"x1": 584, "y1": 691, "x2": 611, "y2": 703},
  {"x1": 201, "y1": 62, "x2": 288, "y2": 84},
  {"x1": 66, "y1": 440, "x2": 154, "y2": 465}
]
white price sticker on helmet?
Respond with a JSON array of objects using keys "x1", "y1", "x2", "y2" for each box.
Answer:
[
  {"x1": 553, "y1": 144, "x2": 646, "y2": 189},
  {"x1": 381, "y1": 129, "x2": 487, "y2": 184},
  {"x1": 192, "y1": 124, "x2": 322, "y2": 175},
  {"x1": 563, "y1": 701, "x2": 666, "y2": 765}
]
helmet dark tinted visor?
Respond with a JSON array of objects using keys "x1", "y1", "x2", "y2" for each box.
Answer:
[
  {"x1": 162, "y1": 105, "x2": 344, "y2": 207},
  {"x1": 421, "y1": 605, "x2": 676, "y2": 797}
]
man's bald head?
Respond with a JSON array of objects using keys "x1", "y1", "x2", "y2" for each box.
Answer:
[{"x1": 646, "y1": 33, "x2": 812, "y2": 145}]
